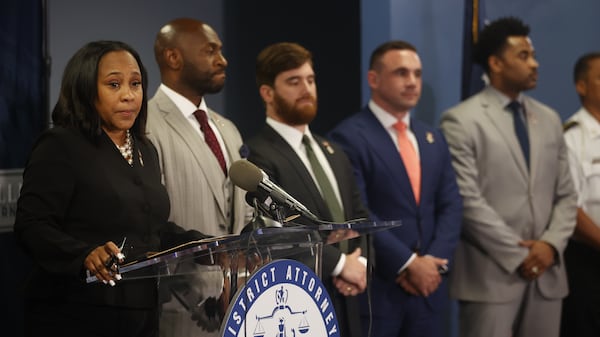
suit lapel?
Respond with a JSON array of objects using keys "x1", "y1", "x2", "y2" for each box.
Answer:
[
  {"x1": 262, "y1": 126, "x2": 332, "y2": 220},
  {"x1": 522, "y1": 97, "x2": 540, "y2": 183},
  {"x1": 480, "y1": 89, "x2": 529, "y2": 179},
  {"x1": 314, "y1": 135, "x2": 351, "y2": 218},
  {"x1": 209, "y1": 110, "x2": 248, "y2": 233},
  {"x1": 360, "y1": 110, "x2": 418, "y2": 205},
  {"x1": 209, "y1": 110, "x2": 240, "y2": 164},
  {"x1": 154, "y1": 91, "x2": 227, "y2": 216},
  {"x1": 410, "y1": 119, "x2": 433, "y2": 205}
]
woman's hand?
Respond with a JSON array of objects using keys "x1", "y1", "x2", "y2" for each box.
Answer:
[{"x1": 84, "y1": 241, "x2": 125, "y2": 286}]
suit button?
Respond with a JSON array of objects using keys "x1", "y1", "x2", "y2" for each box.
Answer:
[
  {"x1": 134, "y1": 177, "x2": 143, "y2": 186},
  {"x1": 218, "y1": 224, "x2": 227, "y2": 231}
]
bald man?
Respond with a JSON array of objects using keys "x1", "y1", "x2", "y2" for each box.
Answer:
[{"x1": 146, "y1": 18, "x2": 251, "y2": 336}]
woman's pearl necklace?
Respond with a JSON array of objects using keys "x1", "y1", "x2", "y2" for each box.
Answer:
[{"x1": 115, "y1": 130, "x2": 133, "y2": 166}]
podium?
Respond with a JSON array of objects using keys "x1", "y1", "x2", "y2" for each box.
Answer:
[{"x1": 87, "y1": 220, "x2": 401, "y2": 336}]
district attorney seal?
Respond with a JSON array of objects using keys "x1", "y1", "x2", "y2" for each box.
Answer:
[{"x1": 221, "y1": 259, "x2": 340, "y2": 337}]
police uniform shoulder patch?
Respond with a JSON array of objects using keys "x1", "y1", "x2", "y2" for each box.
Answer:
[{"x1": 563, "y1": 120, "x2": 579, "y2": 132}]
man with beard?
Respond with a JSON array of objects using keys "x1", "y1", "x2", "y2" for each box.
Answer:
[
  {"x1": 147, "y1": 18, "x2": 252, "y2": 336},
  {"x1": 246, "y1": 42, "x2": 369, "y2": 337},
  {"x1": 440, "y1": 17, "x2": 576, "y2": 337},
  {"x1": 329, "y1": 40, "x2": 462, "y2": 337}
]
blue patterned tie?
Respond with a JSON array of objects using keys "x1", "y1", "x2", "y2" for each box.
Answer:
[{"x1": 507, "y1": 101, "x2": 529, "y2": 169}]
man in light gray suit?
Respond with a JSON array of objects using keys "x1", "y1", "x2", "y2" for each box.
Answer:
[
  {"x1": 146, "y1": 18, "x2": 252, "y2": 336},
  {"x1": 440, "y1": 17, "x2": 576, "y2": 337}
]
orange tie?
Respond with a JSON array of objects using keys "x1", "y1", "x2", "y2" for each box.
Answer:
[{"x1": 394, "y1": 121, "x2": 421, "y2": 204}]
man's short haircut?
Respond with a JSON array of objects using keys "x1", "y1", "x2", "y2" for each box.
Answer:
[
  {"x1": 369, "y1": 40, "x2": 417, "y2": 71},
  {"x1": 475, "y1": 17, "x2": 530, "y2": 73},
  {"x1": 256, "y1": 42, "x2": 312, "y2": 87},
  {"x1": 573, "y1": 52, "x2": 600, "y2": 83}
]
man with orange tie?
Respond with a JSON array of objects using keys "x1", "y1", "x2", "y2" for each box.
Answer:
[{"x1": 329, "y1": 40, "x2": 463, "y2": 337}]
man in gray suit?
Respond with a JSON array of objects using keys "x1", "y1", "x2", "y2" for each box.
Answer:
[
  {"x1": 146, "y1": 18, "x2": 251, "y2": 336},
  {"x1": 440, "y1": 17, "x2": 576, "y2": 337}
]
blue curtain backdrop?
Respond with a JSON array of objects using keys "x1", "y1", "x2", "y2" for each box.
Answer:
[
  {"x1": 0, "y1": 0, "x2": 46, "y2": 169},
  {"x1": 0, "y1": 1, "x2": 44, "y2": 336}
]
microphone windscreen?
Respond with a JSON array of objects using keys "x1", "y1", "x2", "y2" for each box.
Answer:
[{"x1": 229, "y1": 160, "x2": 263, "y2": 192}]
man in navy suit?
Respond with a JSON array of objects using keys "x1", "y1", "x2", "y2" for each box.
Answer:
[{"x1": 329, "y1": 40, "x2": 462, "y2": 337}]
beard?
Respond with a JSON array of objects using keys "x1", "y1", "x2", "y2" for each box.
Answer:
[
  {"x1": 181, "y1": 62, "x2": 225, "y2": 94},
  {"x1": 272, "y1": 92, "x2": 318, "y2": 126}
]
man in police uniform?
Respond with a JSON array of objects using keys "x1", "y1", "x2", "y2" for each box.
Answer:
[{"x1": 561, "y1": 51, "x2": 600, "y2": 337}]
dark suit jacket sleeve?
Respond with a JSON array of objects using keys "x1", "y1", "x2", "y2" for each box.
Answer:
[{"x1": 14, "y1": 130, "x2": 96, "y2": 277}]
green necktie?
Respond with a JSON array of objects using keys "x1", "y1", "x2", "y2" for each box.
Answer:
[{"x1": 302, "y1": 135, "x2": 345, "y2": 223}]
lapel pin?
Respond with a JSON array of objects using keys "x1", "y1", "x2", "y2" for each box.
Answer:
[
  {"x1": 426, "y1": 132, "x2": 435, "y2": 144},
  {"x1": 322, "y1": 141, "x2": 335, "y2": 154}
]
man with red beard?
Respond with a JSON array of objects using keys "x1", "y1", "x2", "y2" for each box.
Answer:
[{"x1": 246, "y1": 42, "x2": 369, "y2": 337}]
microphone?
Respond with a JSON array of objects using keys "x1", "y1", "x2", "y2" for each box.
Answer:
[{"x1": 229, "y1": 160, "x2": 320, "y2": 222}]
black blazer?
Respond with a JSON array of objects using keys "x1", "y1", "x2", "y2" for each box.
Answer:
[
  {"x1": 247, "y1": 125, "x2": 369, "y2": 272},
  {"x1": 247, "y1": 125, "x2": 369, "y2": 337},
  {"x1": 14, "y1": 127, "x2": 188, "y2": 308}
]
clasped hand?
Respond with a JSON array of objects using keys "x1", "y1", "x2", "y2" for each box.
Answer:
[
  {"x1": 518, "y1": 240, "x2": 555, "y2": 281},
  {"x1": 333, "y1": 248, "x2": 367, "y2": 297},
  {"x1": 396, "y1": 255, "x2": 448, "y2": 297},
  {"x1": 84, "y1": 241, "x2": 125, "y2": 286}
]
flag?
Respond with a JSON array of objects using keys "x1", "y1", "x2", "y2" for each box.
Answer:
[{"x1": 461, "y1": 0, "x2": 487, "y2": 100}]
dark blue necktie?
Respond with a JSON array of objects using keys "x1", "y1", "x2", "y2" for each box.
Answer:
[{"x1": 507, "y1": 101, "x2": 529, "y2": 169}]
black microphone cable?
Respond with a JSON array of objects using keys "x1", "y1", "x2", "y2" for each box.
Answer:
[{"x1": 366, "y1": 232, "x2": 373, "y2": 337}]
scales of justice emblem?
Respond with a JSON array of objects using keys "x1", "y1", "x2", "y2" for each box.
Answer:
[
  {"x1": 252, "y1": 286, "x2": 310, "y2": 337},
  {"x1": 221, "y1": 259, "x2": 340, "y2": 337}
]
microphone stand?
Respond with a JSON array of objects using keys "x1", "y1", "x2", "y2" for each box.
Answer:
[{"x1": 241, "y1": 197, "x2": 285, "y2": 235}]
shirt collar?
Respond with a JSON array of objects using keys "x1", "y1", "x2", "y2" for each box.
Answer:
[
  {"x1": 160, "y1": 83, "x2": 208, "y2": 118},
  {"x1": 369, "y1": 99, "x2": 411, "y2": 128},
  {"x1": 266, "y1": 117, "x2": 313, "y2": 150},
  {"x1": 488, "y1": 85, "x2": 525, "y2": 109}
]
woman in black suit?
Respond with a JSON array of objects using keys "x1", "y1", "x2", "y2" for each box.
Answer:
[{"x1": 14, "y1": 40, "x2": 200, "y2": 337}]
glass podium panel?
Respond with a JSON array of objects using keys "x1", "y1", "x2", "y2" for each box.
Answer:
[{"x1": 85, "y1": 220, "x2": 401, "y2": 336}]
